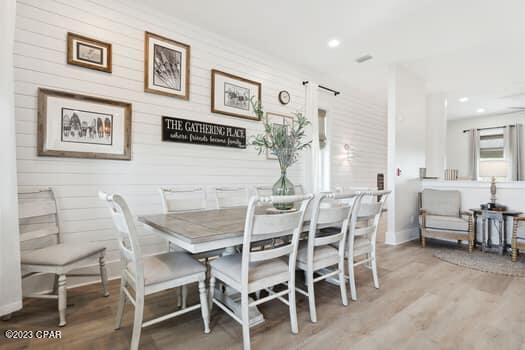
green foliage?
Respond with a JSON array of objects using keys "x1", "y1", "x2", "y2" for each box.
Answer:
[{"x1": 250, "y1": 98, "x2": 312, "y2": 172}]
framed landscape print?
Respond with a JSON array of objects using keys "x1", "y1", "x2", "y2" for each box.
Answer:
[
  {"x1": 67, "y1": 33, "x2": 112, "y2": 73},
  {"x1": 38, "y1": 89, "x2": 132, "y2": 160},
  {"x1": 265, "y1": 112, "x2": 294, "y2": 160},
  {"x1": 211, "y1": 69, "x2": 262, "y2": 121},
  {"x1": 144, "y1": 31, "x2": 190, "y2": 100}
]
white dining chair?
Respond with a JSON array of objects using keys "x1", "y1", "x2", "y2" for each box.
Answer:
[
  {"x1": 99, "y1": 192, "x2": 210, "y2": 350},
  {"x1": 215, "y1": 186, "x2": 249, "y2": 208},
  {"x1": 17, "y1": 188, "x2": 109, "y2": 326},
  {"x1": 346, "y1": 190, "x2": 390, "y2": 300},
  {"x1": 208, "y1": 194, "x2": 314, "y2": 350},
  {"x1": 295, "y1": 192, "x2": 359, "y2": 323},
  {"x1": 159, "y1": 186, "x2": 224, "y2": 308}
]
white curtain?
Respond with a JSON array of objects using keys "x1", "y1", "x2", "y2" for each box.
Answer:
[
  {"x1": 468, "y1": 128, "x2": 480, "y2": 180},
  {"x1": 304, "y1": 82, "x2": 320, "y2": 193},
  {"x1": 505, "y1": 124, "x2": 523, "y2": 181}
]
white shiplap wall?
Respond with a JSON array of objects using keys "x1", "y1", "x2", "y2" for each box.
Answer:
[{"x1": 14, "y1": 0, "x2": 386, "y2": 287}]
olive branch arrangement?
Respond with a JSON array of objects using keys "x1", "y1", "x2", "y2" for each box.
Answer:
[{"x1": 250, "y1": 98, "x2": 311, "y2": 173}]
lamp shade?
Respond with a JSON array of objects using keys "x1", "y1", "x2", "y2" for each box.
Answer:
[{"x1": 479, "y1": 160, "x2": 508, "y2": 178}]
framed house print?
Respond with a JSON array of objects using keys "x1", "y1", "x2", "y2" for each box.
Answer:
[
  {"x1": 67, "y1": 33, "x2": 112, "y2": 73},
  {"x1": 265, "y1": 112, "x2": 294, "y2": 160},
  {"x1": 144, "y1": 31, "x2": 190, "y2": 100},
  {"x1": 38, "y1": 89, "x2": 132, "y2": 160},
  {"x1": 211, "y1": 69, "x2": 262, "y2": 121}
]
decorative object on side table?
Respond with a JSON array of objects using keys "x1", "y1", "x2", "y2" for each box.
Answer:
[
  {"x1": 144, "y1": 31, "x2": 190, "y2": 99},
  {"x1": 67, "y1": 33, "x2": 112, "y2": 73},
  {"x1": 250, "y1": 98, "x2": 311, "y2": 210},
  {"x1": 211, "y1": 69, "x2": 261, "y2": 121},
  {"x1": 479, "y1": 160, "x2": 508, "y2": 209},
  {"x1": 278, "y1": 90, "x2": 290, "y2": 105},
  {"x1": 38, "y1": 88, "x2": 132, "y2": 160}
]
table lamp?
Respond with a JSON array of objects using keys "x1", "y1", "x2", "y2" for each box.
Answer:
[{"x1": 479, "y1": 160, "x2": 508, "y2": 207}]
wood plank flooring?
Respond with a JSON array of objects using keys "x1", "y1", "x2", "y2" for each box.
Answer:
[{"x1": 2, "y1": 241, "x2": 525, "y2": 350}]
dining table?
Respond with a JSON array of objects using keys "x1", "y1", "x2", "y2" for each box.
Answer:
[{"x1": 139, "y1": 206, "x2": 299, "y2": 327}]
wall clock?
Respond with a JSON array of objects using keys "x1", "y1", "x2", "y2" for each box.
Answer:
[{"x1": 278, "y1": 90, "x2": 290, "y2": 105}]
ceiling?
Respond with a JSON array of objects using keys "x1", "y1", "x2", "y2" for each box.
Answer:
[{"x1": 140, "y1": 0, "x2": 525, "y2": 118}]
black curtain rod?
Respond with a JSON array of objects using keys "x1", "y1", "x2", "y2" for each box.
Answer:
[
  {"x1": 462, "y1": 124, "x2": 518, "y2": 133},
  {"x1": 302, "y1": 81, "x2": 340, "y2": 96}
]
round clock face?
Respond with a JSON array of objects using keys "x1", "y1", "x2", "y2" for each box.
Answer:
[{"x1": 279, "y1": 90, "x2": 290, "y2": 105}]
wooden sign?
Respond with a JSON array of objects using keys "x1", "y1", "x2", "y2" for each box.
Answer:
[{"x1": 162, "y1": 116, "x2": 246, "y2": 149}]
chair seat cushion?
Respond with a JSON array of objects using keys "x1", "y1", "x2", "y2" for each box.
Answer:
[
  {"x1": 423, "y1": 215, "x2": 469, "y2": 232},
  {"x1": 210, "y1": 254, "x2": 289, "y2": 291},
  {"x1": 21, "y1": 243, "x2": 106, "y2": 266},
  {"x1": 128, "y1": 252, "x2": 206, "y2": 286},
  {"x1": 296, "y1": 242, "x2": 339, "y2": 266}
]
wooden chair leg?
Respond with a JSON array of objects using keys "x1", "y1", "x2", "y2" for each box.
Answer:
[
  {"x1": 176, "y1": 287, "x2": 182, "y2": 308},
  {"x1": 99, "y1": 255, "x2": 110, "y2": 297},
  {"x1": 468, "y1": 240, "x2": 474, "y2": 253},
  {"x1": 348, "y1": 257, "x2": 357, "y2": 301},
  {"x1": 371, "y1": 253, "x2": 379, "y2": 289},
  {"x1": 288, "y1": 278, "x2": 298, "y2": 334},
  {"x1": 198, "y1": 280, "x2": 210, "y2": 334},
  {"x1": 58, "y1": 274, "x2": 67, "y2": 327},
  {"x1": 306, "y1": 271, "x2": 317, "y2": 323},
  {"x1": 115, "y1": 279, "x2": 127, "y2": 330},
  {"x1": 421, "y1": 236, "x2": 426, "y2": 248},
  {"x1": 130, "y1": 295, "x2": 144, "y2": 350},
  {"x1": 209, "y1": 276, "x2": 216, "y2": 312},
  {"x1": 241, "y1": 292, "x2": 251, "y2": 350},
  {"x1": 338, "y1": 258, "x2": 348, "y2": 306}
]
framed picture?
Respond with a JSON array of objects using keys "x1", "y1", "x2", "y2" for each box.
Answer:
[
  {"x1": 38, "y1": 88, "x2": 132, "y2": 160},
  {"x1": 265, "y1": 112, "x2": 294, "y2": 160},
  {"x1": 144, "y1": 31, "x2": 190, "y2": 100},
  {"x1": 211, "y1": 69, "x2": 262, "y2": 121},
  {"x1": 67, "y1": 33, "x2": 112, "y2": 73}
]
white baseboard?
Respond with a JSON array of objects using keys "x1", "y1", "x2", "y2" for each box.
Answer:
[
  {"x1": 0, "y1": 300, "x2": 22, "y2": 317},
  {"x1": 385, "y1": 227, "x2": 419, "y2": 245}
]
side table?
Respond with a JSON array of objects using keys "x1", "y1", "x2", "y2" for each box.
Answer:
[{"x1": 471, "y1": 209, "x2": 522, "y2": 255}]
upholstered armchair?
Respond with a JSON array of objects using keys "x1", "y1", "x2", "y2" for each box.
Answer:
[{"x1": 419, "y1": 189, "x2": 474, "y2": 252}]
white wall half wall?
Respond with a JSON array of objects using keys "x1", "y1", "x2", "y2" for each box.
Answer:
[
  {"x1": 13, "y1": 0, "x2": 387, "y2": 290},
  {"x1": 387, "y1": 65, "x2": 427, "y2": 245}
]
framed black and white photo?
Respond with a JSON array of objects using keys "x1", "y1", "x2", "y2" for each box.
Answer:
[
  {"x1": 67, "y1": 33, "x2": 112, "y2": 73},
  {"x1": 265, "y1": 112, "x2": 294, "y2": 160},
  {"x1": 144, "y1": 31, "x2": 190, "y2": 100},
  {"x1": 38, "y1": 89, "x2": 132, "y2": 160},
  {"x1": 211, "y1": 69, "x2": 262, "y2": 121}
]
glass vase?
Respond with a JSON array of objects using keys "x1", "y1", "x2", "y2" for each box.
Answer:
[{"x1": 272, "y1": 171, "x2": 295, "y2": 210}]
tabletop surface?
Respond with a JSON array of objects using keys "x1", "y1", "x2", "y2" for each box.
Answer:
[{"x1": 140, "y1": 207, "x2": 250, "y2": 244}]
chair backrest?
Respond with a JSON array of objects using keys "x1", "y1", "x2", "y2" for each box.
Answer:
[
  {"x1": 422, "y1": 189, "x2": 461, "y2": 217},
  {"x1": 348, "y1": 190, "x2": 390, "y2": 253},
  {"x1": 215, "y1": 186, "x2": 249, "y2": 208},
  {"x1": 159, "y1": 186, "x2": 207, "y2": 213},
  {"x1": 241, "y1": 194, "x2": 314, "y2": 289},
  {"x1": 18, "y1": 188, "x2": 61, "y2": 250},
  {"x1": 99, "y1": 192, "x2": 143, "y2": 288},
  {"x1": 305, "y1": 192, "x2": 360, "y2": 264}
]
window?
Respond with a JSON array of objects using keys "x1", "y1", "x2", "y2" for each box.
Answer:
[{"x1": 479, "y1": 129, "x2": 504, "y2": 160}]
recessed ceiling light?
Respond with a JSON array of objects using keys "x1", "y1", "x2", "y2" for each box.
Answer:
[
  {"x1": 458, "y1": 97, "x2": 469, "y2": 103},
  {"x1": 477, "y1": 108, "x2": 485, "y2": 113},
  {"x1": 327, "y1": 38, "x2": 341, "y2": 48}
]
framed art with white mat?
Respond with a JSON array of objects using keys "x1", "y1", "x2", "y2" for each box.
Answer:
[
  {"x1": 37, "y1": 88, "x2": 132, "y2": 160},
  {"x1": 144, "y1": 31, "x2": 190, "y2": 100},
  {"x1": 265, "y1": 112, "x2": 294, "y2": 160},
  {"x1": 211, "y1": 69, "x2": 261, "y2": 121},
  {"x1": 67, "y1": 33, "x2": 112, "y2": 73}
]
